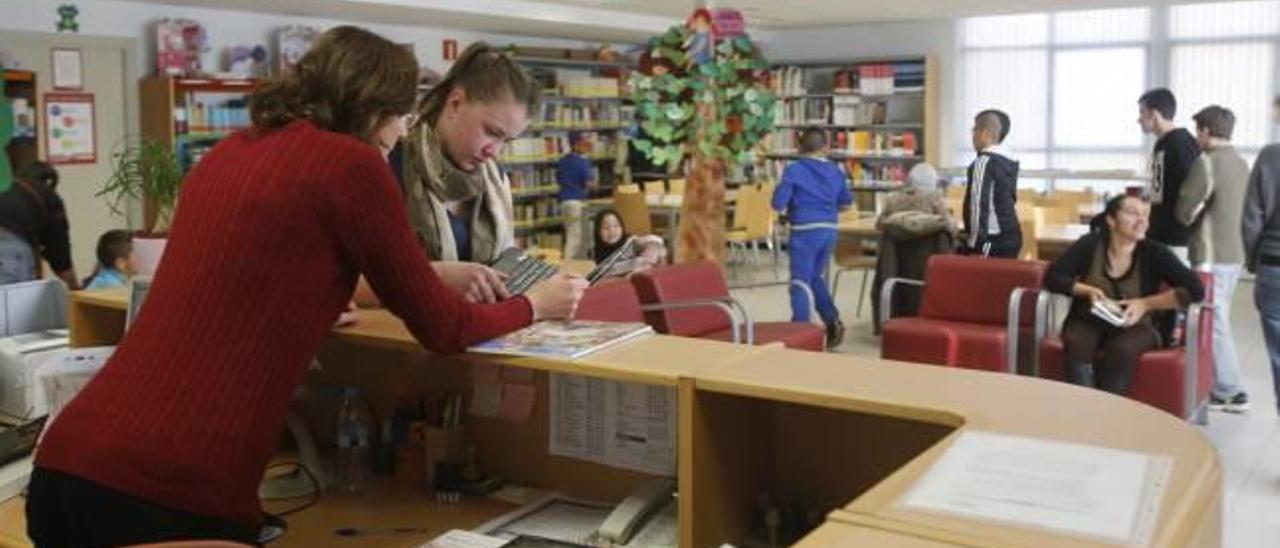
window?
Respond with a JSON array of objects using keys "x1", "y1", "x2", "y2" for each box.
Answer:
[
  {"x1": 958, "y1": 7, "x2": 1151, "y2": 193},
  {"x1": 958, "y1": 2, "x2": 1280, "y2": 193}
]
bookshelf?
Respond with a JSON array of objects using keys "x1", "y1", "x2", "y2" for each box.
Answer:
[
  {"x1": 503, "y1": 57, "x2": 635, "y2": 251},
  {"x1": 139, "y1": 76, "x2": 257, "y2": 174},
  {"x1": 765, "y1": 56, "x2": 939, "y2": 190},
  {"x1": 4, "y1": 70, "x2": 39, "y2": 172}
]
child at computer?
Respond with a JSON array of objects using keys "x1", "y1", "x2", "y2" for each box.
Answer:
[
  {"x1": 772, "y1": 127, "x2": 853, "y2": 348},
  {"x1": 83, "y1": 229, "x2": 134, "y2": 290},
  {"x1": 962, "y1": 109, "x2": 1021, "y2": 258}
]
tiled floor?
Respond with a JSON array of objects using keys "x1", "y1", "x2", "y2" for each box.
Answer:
[{"x1": 723, "y1": 261, "x2": 1275, "y2": 547}]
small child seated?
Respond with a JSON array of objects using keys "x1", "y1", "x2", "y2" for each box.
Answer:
[
  {"x1": 592, "y1": 209, "x2": 666, "y2": 274},
  {"x1": 84, "y1": 230, "x2": 134, "y2": 290}
]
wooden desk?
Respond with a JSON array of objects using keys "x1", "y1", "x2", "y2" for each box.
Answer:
[{"x1": 4, "y1": 290, "x2": 1220, "y2": 548}]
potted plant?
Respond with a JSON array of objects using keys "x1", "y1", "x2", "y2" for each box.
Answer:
[
  {"x1": 97, "y1": 136, "x2": 184, "y2": 275},
  {"x1": 630, "y1": 8, "x2": 776, "y2": 264}
]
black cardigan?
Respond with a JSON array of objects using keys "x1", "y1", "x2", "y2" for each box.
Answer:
[{"x1": 1044, "y1": 231, "x2": 1205, "y2": 339}]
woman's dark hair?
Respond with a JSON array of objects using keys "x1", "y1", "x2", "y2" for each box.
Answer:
[
  {"x1": 16, "y1": 161, "x2": 59, "y2": 189},
  {"x1": 1090, "y1": 194, "x2": 1148, "y2": 235},
  {"x1": 416, "y1": 42, "x2": 540, "y2": 126},
  {"x1": 250, "y1": 26, "x2": 417, "y2": 141},
  {"x1": 95, "y1": 229, "x2": 132, "y2": 268},
  {"x1": 592, "y1": 208, "x2": 629, "y2": 262}
]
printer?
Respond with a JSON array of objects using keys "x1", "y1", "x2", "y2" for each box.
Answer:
[{"x1": 0, "y1": 279, "x2": 71, "y2": 418}]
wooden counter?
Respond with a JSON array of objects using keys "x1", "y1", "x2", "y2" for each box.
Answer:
[{"x1": 3, "y1": 289, "x2": 1219, "y2": 548}]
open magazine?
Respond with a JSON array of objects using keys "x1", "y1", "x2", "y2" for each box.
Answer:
[
  {"x1": 469, "y1": 321, "x2": 653, "y2": 360},
  {"x1": 1090, "y1": 298, "x2": 1129, "y2": 327}
]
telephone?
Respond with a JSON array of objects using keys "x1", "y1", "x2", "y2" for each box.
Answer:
[{"x1": 591, "y1": 478, "x2": 676, "y2": 546}]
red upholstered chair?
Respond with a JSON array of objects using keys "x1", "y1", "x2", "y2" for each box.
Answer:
[
  {"x1": 630, "y1": 261, "x2": 825, "y2": 351},
  {"x1": 576, "y1": 278, "x2": 646, "y2": 323},
  {"x1": 1036, "y1": 272, "x2": 1214, "y2": 422},
  {"x1": 880, "y1": 255, "x2": 1048, "y2": 373}
]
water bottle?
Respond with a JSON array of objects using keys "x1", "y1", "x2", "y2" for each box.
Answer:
[{"x1": 335, "y1": 387, "x2": 372, "y2": 494}]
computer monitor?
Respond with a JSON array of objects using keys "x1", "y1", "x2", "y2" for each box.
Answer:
[{"x1": 126, "y1": 275, "x2": 153, "y2": 332}]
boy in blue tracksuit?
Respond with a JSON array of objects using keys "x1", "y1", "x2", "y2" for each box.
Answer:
[{"x1": 773, "y1": 128, "x2": 854, "y2": 348}]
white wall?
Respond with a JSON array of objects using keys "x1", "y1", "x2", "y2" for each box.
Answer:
[
  {"x1": 0, "y1": 0, "x2": 598, "y2": 77},
  {"x1": 763, "y1": 19, "x2": 958, "y2": 167}
]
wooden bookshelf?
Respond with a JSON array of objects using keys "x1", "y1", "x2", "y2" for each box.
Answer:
[
  {"x1": 504, "y1": 57, "x2": 635, "y2": 252},
  {"x1": 766, "y1": 56, "x2": 939, "y2": 194},
  {"x1": 3, "y1": 69, "x2": 39, "y2": 172}
]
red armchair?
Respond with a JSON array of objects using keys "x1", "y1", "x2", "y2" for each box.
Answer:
[
  {"x1": 575, "y1": 278, "x2": 646, "y2": 323},
  {"x1": 630, "y1": 261, "x2": 825, "y2": 351},
  {"x1": 880, "y1": 255, "x2": 1048, "y2": 373},
  {"x1": 1036, "y1": 273, "x2": 1214, "y2": 422}
]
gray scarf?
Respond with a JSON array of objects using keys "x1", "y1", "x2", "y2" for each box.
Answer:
[{"x1": 403, "y1": 123, "x2": 514, "y2": 262}]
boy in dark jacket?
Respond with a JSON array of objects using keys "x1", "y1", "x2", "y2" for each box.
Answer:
[
  {"x1": 1138, "y1": 88, "x2": 1200, "y2": 259},
  {"x1": 773, "y1": 128, "x2": 854, "y2": 348},
  {"x1": 962, "y1": 109, "x2": 1021, "y2": 258}
]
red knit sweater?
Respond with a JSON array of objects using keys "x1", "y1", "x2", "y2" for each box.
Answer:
[{"x1": 35, "y1": 120, "x2": 533, "y2": 525}]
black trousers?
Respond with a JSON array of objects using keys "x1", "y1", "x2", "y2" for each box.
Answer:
[
  {"x1": 26, "y1": 467, "x2": 260, "y2": 548},
  {"x1": 1061, "y1": 317, "x2": 1161, "y2": 394}
]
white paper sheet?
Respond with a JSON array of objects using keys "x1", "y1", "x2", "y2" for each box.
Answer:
[
  {"x1": 548, "y1": 373, "x2": 676, "y2": 476},
  {"x1": 422, "y1": 529, "x2": 508, "y2": 548},
  {"x1": 899, "y1": 430, "x2": 1171, "y2": 546}
]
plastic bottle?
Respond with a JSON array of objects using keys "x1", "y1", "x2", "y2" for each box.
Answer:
[{"x1": 335, "y1": 387, "x2": 372, "y2": 494}]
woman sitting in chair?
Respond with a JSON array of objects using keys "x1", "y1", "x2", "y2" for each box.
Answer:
[
  {"x1": 876, "y1": 162, "x2": 957, "y2": 236},
  {"x1": 1043, "y1": 195, "x2": 1203, "y2": 394}
]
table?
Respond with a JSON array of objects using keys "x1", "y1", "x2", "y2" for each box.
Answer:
[{"x1": 0, "y1": 290, "x2": 1222, "y2": 548}]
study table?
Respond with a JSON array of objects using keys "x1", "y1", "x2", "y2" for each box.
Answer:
[{"x1": 0, "y1": 288, "x2": 1221, "y2": 547}]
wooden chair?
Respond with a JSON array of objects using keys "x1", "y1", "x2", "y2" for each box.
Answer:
[
  {"x1": 613, "y1": 190, "x2": 652, "y2": 234},
  {"x1": 1017, "y1": 188, "x2": 1040, "y2": 202},
  {"x1": 667, "y1": 178, "x2": 686, "y2": 195},
  {"x1": 831, "y1": 231, "x2": 877, "y2": 318},
  {"x1": 1033, "y1": 203, "x2": 1077, "y2": 225},
  {"x1": 1018, "y1": 217, "x2": 1039, "y2": 260},
  {"x1": 643, "y1": 181, "x2": 666, "y2": 196},
  {"x1": 727, "y1": 185, "x2": 771, "y2": 266},
  {"x1": 615, "y1": 183, "x2": 640, "y2": 194}
]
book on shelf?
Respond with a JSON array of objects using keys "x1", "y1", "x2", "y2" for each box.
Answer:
[
  {"x1": 500, "y1": 133, "x2": 619, "y2": 163},
  {"x1": 469, "y1": 321, "x2": 654, "y2": 359}
]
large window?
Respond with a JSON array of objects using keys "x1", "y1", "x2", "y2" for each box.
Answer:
[{"x1": 958, "y1": 2, "x2": 1280, "y2": 191}]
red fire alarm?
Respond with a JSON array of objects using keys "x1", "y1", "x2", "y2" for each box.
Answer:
[{"x1": 443, "y1": 39, "x2": 458, "y2": 61}]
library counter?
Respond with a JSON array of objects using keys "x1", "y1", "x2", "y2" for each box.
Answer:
[{"x1": 0, "y1": 289, "x2": 1220, "y2": 548}]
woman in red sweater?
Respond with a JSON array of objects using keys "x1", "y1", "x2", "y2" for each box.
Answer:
[{"x1": 26, "y1": 26, "x2": 585, "y2": 547}]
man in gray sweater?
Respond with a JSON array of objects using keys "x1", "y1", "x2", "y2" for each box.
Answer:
[
  {"x1": 1244, "y1": 97, "x2": 1280, "y2": 417},
  {"x1": 1181, "y1": 106, "x2": 1249, "y2": 412}
]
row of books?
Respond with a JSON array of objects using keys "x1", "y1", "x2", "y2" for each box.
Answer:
[
  {"x1": 514, "y1": 232, "x2": 565, "y2": 254},
  {"x1": 513, "y1": 198, "x2": 562, "y2": 227},
  {"x1": 771, "y1": 62, "x2": 926, "y2": 97},
  {"x1": 776, "y1": 96, "x2": 890, "y2": 127},
  {"x1": 173, "y1": 99, "x2": 251, "y2": 135},
  {"x1": 768, "y1": 129, "x2": 919, "y2": 156},
  {"x1": 507, "y1": 165, "x2": 602, "y2": 197},
  {"x1": 550, "y1": 68, "x2": 621, "y2": 98},
  {"x1": 498, "y1": 132, "x2": 621, "y2": 163},
  {"x1": 764, "y1": 157, "x2": 913, "y2": 186},
  {"x1": 532, "y1": 101, "x2": 630, "y2": 130}
]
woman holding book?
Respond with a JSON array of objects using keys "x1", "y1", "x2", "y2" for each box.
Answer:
[
  {"x1": 27, "y1": 27, "x2": 585, "y2": 546},
  {"x1": 1043, "y1": 194, "x2": 1203, "y2": 394}
]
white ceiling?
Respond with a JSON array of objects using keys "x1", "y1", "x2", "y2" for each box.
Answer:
[{"x1": 130, "y1": 0, "x2": 1232, "y2": 41}]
